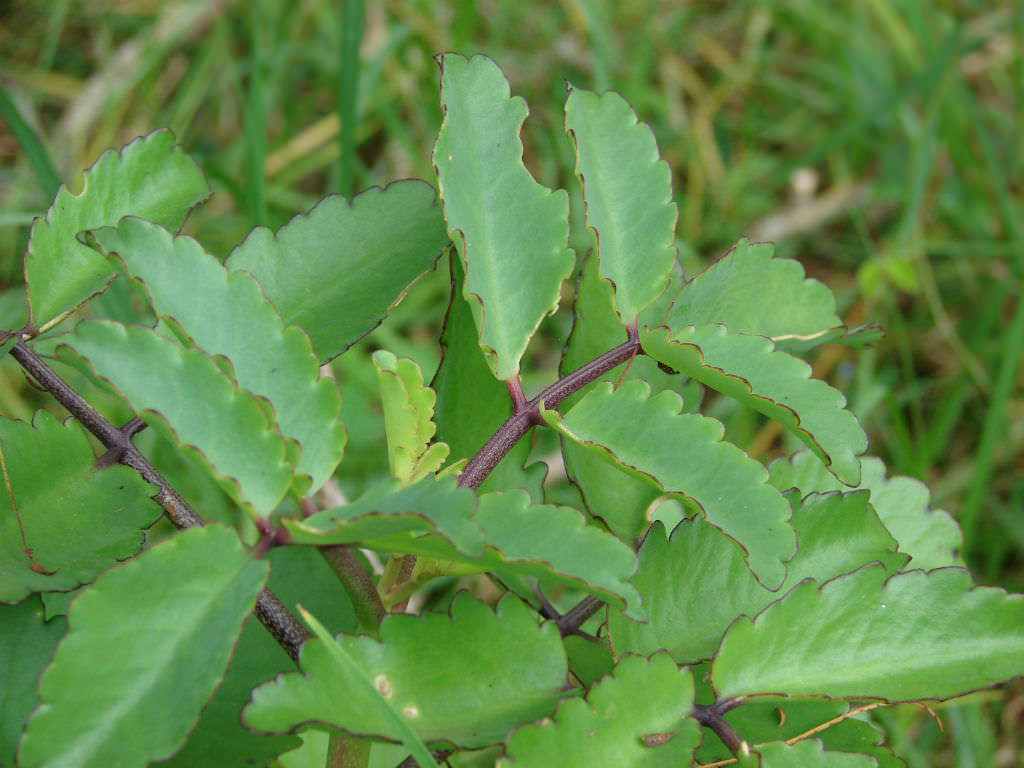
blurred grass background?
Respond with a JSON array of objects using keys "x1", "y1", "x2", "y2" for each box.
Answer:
[{"x1": 0, "y1": 1, "x2": 1021, "y2": 765}]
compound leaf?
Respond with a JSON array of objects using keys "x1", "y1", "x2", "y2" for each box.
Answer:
[
  {"x1": 244, "y1": 593, "x2": 567, "y2": 751},
  {"x1": 641, "y1": 324, "x2": 866, "y2": 485},
  {"x1": 667, "y1": 239, "x2": 841, "y2": 348},
  {"x1": 0, "y1": 410, "x2": 158, "y2": 603},
  {"x1": 227, "y1": 181, "x2": 448, "y2": 363},
  {"x1": 25, "y1": 129, "x2": 209, "y2": 331},
  {"x1": 546, "y1": 379, "x2": 794, "y2": 589},
  {"x1": 499, "y1": 653, "x2": 699, "y2": 768},
  {"x1": 713, "y1": 565, "x2": 1024, "y2": 702},
  {"x1": 373, "y1": 350, "x2": 449, "y2": 486},
  {"x1": 770, "y1": 451, "x2": 963, "y2": 570},
  {"x1": 564, "y1": 85, "x2": 677, "y2": 323},
  {"x1": 17, "y1": 526, "x2": 268, "y2": 768},
  {"x1": 433, "y1": 53, "x2": 574, "y2": 380},
  {"x1": 85, "y1": 217, "x2": 345, "y2": 496},
  {"x1": 62, "y1": 320, "x2": 293, "y2": 518}
]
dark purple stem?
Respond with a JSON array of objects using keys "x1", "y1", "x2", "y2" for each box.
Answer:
[
  {"x1": 457, "y1": 330, "x2": 641, "y2": 490},
  {"x1": 9, "y1": 341, "x2": 310, "y2": 662},
  {"x1": 694, "y1": 699, "x2": 746, "y2": 755}
]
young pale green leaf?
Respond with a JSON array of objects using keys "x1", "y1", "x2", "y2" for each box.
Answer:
[
  {"x1": 547, "y1": 379, "x2": 794, "y2": 589},
  {"x1": 753, "y1": 739, "x2": 877, "y2": 768},
  {"x1": 25, "y1": 129, "x2": 210, "y2": 331},
  {"x1": 62, "y1": 320, "x2": 293, "y2": 517},
  {"x1": 433, "y1": 253, "x2": 545, "y2": 497},
  {"x1": 667, "y1": 239, "x2": 841, "y2": 345},
  {"x1": 499, "y1": 653, "x2": 699, "y2": 768},
  {"x1": 244, "y1": 593, "x2": 567, "y2": 751},
  {"x1": 641, "y1": 324, "x2": 866, "y2": 485},
  {"x1": 713, "y1": 565, "x2": 1024, "y2": 702},
  {"x1": 564, "y1": 85, "x2": 677, "y2": 323},
  {"x1": 0, "y1": 597, "x2": 66, "y2": 766},
  {"x1": 433, "y1": 53, "x2": 574, "y2": 380},
  {"x1": 17, "y1": 526, "x2": 268, "y2": 768},
  {"x1": 286, "y1": 481, "x2": 641, "y2": 615},
  {"x1": 227, "y1": 181, "x2": 448, "y2": 363},
  {"x1": 373, "y1": 350, "x2": 449, "y2": 486},
  {"x1": 0, "y1": 410, "x2": 158, "y2": 603},
  {"x1": 84, "y1": 217, "x2": 345, "y2": 496},
  {"x1": 560, "y1": 250, "x2": 664, "y2": 543},
  {"x1": 609, "y1": 493, "x2": 908, "y2": 664},
  {"x1": 770, "y1": 451, "x2": 963, "y2": 570}
]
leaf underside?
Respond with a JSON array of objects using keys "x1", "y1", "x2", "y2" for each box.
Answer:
[{"x1": 433, "y1": 53, "x2": 574, "y2": 380}]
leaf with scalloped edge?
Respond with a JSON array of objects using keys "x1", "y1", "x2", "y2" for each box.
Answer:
[
  {"x1": 499, "y1": 653, "x2": 699, "y2": 768},
  {"x1": 0, "y1": 411, "x2": 159, "y2": 603},
  {"x1": 564, "y1": 85, "x2": 677, "y2": 323},
  {"x1": 433, "y1": 53, "x2": 574, "y2": 381},
  {"x1": 373, "y1": 350, "x2": 449, "y2": 486},
  {"x1": 17, "y1": 525, "x2": 268, "y2": 768},
  {"x1": 83, "y1": 217, "x2": 345, "y2": 496},
  {"x1": 244, "y1": 593, "x2": 566, "y2": 751},
  {"x1": 770, "y1": 450, "x2": 963, "y2": 570},
  {"x1": 608, "y1": 491, "x2": 905, "y2": 665},
  {"x1": 285, "y1": 480, "x2": 641, "y2": 616},
  {"x1": 61, "y1": 320, "x2": 293, "y2": 518},
  {"x1": 667, "y1": 239, "x2": 843, "y2": 348},
  {"x1": 713, "y1": 564, "x2": 1024, "y2": 702},
  {"x1": 642, "y1": 324, "x2": 865, "y2": 485},
  {"x1": 546, "y1": 379, "x2": 793, "y2": 589},
  {"x1": 227, "y1": 181, "x2": 448, "y2": 363},
  {"x1": 24, "y1": 130, "x2": 210, "y2": 332}
]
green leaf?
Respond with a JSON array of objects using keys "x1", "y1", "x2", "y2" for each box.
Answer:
[
  {"x1": 641, "y1": 324, "x2": 866, "y2": 485},
  {"x1": 373, "y1": 350, "x2": 449, "y2": 486},
  {"x1": 18, "y1": 525, "x2": 268, "y2": 768},
  {"x1": 713, "y1": 565, "x2": 1024, "y2": 702},
  {"x1": 607, "y1": 519, "x2": 773, "y2": 664},
  {"x1": 667, "y1": 239, "x2": 841, "y2": 345},
  {"x1": 433, "y1": 252, "x2": 544, "y2": 497},
  {"x1": 475, "y1": 490, "x2": 643, "y2": 619},
  {"x1": 547, "y1": 379, "x2": 794, "y2": 589},
  {"x1": 286, "y1": 480, "x2": 641, "y2": 616},
  {"x1": 158, "y1": 545, "x2": 358, "y2": 768},
  {"x1": 84, "y1": 217, "x2": 345, "y2": 496},
  {"x1": 433, "y1": 53, "x2": 574, "y2": 380},
  {"x1": 609, "y1": 492, "x2": 908, "y2": 664},
  {"x1": 61, "y1": 320, "x2": 293, "y2": 518},
  {"x1": 0, "y1": 410, "x2": 159, "y2": 603},
  {"x1": 227, "y1": 181, "x2": 448, "y2": 363},
  {"x1": 564, "y1": 85, "x2": 677, "y2": 323},
  {"x1": 499, "y1": 653, "x2": 699, "y2": 768},
  {"x1": 25, "y1": 129, "x2": 210, "y2": 331},
  {"x1": 0, "y1": 597, "x2": 66, "y2": 766},
  {"x1": 244, "y1": 593, "x2": 567, "y2": 751},
  {"x1": 770, "y1": 451, "x2": 963, "y2": 570},
  {"x1": 753, "y1": 739, "x2": 877, "y2": 768},
  {"x1": 559, "y1": 250, "x2": 663, "y2": 543}
]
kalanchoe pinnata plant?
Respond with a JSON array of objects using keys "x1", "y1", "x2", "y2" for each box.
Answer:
[{"x1": 1, "y1": 53, "x2": 1021, "y2": 768}]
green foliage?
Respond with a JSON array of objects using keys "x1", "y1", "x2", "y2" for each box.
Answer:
[{"x1": 1, "y1": 53, "x2": 1021, "y2": 768}]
